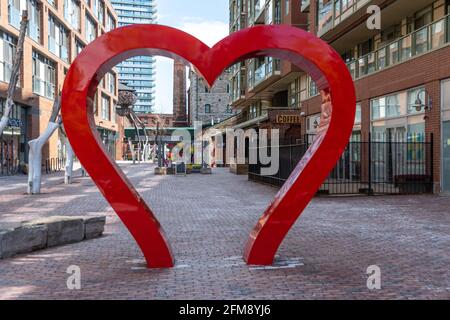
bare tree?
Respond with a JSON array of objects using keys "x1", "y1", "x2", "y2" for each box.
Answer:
[
  {"x1": 59, "y1": 124, "x2": 75, "y2": 184},
  {"x1": 27, "y1": 97, "x2": 61, "y2": 194},
  {"x1": 0, "y1": 12, "x2": 28, "y2": 134}
]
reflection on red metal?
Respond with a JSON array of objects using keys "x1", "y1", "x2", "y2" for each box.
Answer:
[{"x1": 61, "y1": 24, "x2": 355, "y2": 268}]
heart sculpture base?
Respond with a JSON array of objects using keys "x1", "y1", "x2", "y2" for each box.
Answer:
[{"x1": 61, "y1": 25, "x2": 355, "y2": 268}]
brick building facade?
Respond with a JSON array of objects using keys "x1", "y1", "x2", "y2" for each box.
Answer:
[
  {"x1": 173, "y1": 60, "x2": 188, "y2": 127},
  {"x1": 0, "y1": 0, "x2": 121, "y2": 175},
  {"x1": 188, "y1": 70, "x2": 234, "y2": 126},
  {"x1": 226, "y1": 0, "x2": 450, "y2": 193}
]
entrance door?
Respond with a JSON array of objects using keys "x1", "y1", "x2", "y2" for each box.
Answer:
[{"x1": 443, "y1": 121, "x2": 450, "y2": 192}]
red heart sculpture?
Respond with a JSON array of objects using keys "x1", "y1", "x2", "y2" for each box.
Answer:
[{"x1": 61, "y1": 25, "x2": 355, "y2": 268}]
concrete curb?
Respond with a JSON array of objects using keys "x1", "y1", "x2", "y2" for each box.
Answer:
[{"x1": 0, "y1": 216, "x2": 106, "y2": 259}]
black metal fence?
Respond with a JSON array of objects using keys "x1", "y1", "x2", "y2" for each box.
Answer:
[
  {"x1": 43, "y1": 158, "x2": 65, "y2": 174},
  {"x1": 1, "y1": 157, "x2": 66, "y2": 176},
  {"x1": 0, "y1": 157, "x2": 21, "y2": 176},
  {"x1": 248, "y1": 134, "x2": 434, "y2": 195}
]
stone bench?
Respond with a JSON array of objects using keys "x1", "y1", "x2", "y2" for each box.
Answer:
[{"x1": 0, "y1": 216, "x2": 106, "y2": 259}]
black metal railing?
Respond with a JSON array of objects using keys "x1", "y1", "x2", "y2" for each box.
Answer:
[
  {"x1": 43, "y1": 157, "x2": 65, "y2": 174},
  {"x1": 0, "y1": 157, "x2": 21, "y2": 176},
  {"x1": 0, "y1": 139, "x2": 21, "y2": 176},
  {"x1": 248, "y1": 134, "x2": 434, "y2": 195}
]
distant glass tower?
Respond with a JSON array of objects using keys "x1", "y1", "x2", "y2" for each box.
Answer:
[{"x1": 111, "y1": 0, "x2": 157, "y2": 113}]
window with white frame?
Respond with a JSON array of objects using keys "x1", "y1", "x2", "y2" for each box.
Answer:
[
  {"x1": 355, "y1": 103, "x2": 361, "y2": 124},
  {"x1": 106, "y1": 12, "x2": 116, "y2": 32},
  {"x1": 0, "y1": 31, "x2": 17, "y2": 83},
  {"x1": 9, "y1": 0, "x2": 41, "y2": 42},
  {"x1": 64, "y1": 0, "x2": 81, "y2": 32},
  {"x1": 101, "y1": 94, "x2": 110, "y2": 120},
  {"x1": 32, "y1": 51, "x2": 56, "y2": 99},
  {"x1": 85, "y1": 14, "x2": 97, "y2": 43},
  {"x1": 48, "y1": 15, "x2": 69, "y2": 62}
]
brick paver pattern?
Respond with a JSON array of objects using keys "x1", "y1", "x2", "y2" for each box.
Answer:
[{"x1": 0, "y1": 163, "x2": 449, "y2": 299}]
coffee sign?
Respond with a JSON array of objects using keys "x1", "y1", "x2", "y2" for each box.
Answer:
[{"x1": 275, "y1": 114, "x2": 302, "y2": 124}]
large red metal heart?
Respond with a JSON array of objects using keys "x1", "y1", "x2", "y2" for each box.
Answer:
[{"x1": 61, "y1": 25, "x2": 355, "y2": 268}]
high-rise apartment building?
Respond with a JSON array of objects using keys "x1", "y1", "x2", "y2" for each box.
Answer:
[
  {"x1": 0, "y1": 0, "x2": 121, "y2": 176},
  {"x1": 111, "y1": 0, "x2": 157, "y2": 113}
]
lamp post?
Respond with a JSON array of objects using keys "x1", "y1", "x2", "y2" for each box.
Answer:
[{"x1": 413, "y1": 88, "x2": 433, "y2": 112}]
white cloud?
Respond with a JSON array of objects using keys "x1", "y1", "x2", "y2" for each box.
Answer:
[{"x1": 177, "y1": 19, "x2": 229, "y2": 47}]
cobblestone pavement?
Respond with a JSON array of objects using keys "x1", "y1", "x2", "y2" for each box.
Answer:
[{"x1": 0, "y1": 163, "x2": 449, "y2": 300}]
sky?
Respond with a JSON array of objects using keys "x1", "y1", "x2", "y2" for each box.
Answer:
[{"x1": 154, "y1": 1, "x2": 230, "y2": 114}]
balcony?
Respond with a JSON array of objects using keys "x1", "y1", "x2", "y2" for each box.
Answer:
[
  {"x1": 248, "y1": 0, "x2": 267, "y2": 26},
  {"x1": 317, "y1": 0, "x2": 372, "y2": 37},
  {"x1": 301, "y1": 0, "x2": 310, "y2": 12},
  {"x1": 347, "y1": 14, "x2": 450, "y2": 80},
  {"x1": 248, "y1": 58, "x2": 281, "y2": 91}
]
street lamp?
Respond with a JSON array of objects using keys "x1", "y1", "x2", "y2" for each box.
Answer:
[{"x1": 413, "y1": 88, "x2": 433, "y2": 112}]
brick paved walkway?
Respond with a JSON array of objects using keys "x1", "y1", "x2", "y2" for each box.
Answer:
[{"x1": 0, "y1": 163, "x2": 449, "y2": 299}]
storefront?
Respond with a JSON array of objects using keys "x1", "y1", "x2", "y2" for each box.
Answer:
[
  {"x1": 97, "y1": 127, "x2": 117, "y2": 159},
  {"x1": 0, "y1": 99, "x2": 28, "y2": 175}
]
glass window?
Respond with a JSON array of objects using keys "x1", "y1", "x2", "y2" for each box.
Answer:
[
  {"x1": 75, "y1": 39, "x2": 85, "y2": 56},
  {"x1": 386, "y1": 95, "x2": 400, "y2": 117},
  {"x1": 85, "y1": 14, "x2": 97, "y2": 43},
  {"x1": 48, "y1": 15, "x2": 69, "y2": 62},
  {"x1": 371, "y1": 97, "x2": 385, "y2": 120},
  {"x1": 101, "y1": 95, "x2": 110, "y2": 120},
  {"x1": 309, "y1": 77, "x2": 318, "y2": 97},
  {"x1": 316, "y1": 0, "x2": 332, "y2": 33},
  {"x1": 106, "y1": 12, "x2": 116, "y2": 31},
  {"x1": 443, "y1": 79, "x2": 450, "y2": 110},
  {"x1": 64, "y1": 0, "x2": 81, "y2": 32},
  {"x1": 0, "y1": 31, "x2": 17, "y2": 83},
  {"x1": 32, "y1": 51, "x2": 56, "y2": 99},
  {"x1": 355, "y1": 103, "x2": 361, "y2": 124},
  {"x1": 205, "y1": 104, "x2": 211, "y2": 113}
]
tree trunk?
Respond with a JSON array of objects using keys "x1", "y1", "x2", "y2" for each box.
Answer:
[
  {"x1": 0, "y1": 12, "x2": 28, "y2": 135},
  {"x1": 64, "y1": 138, "x2": 74, "y2": 184},
  {"x1": 27, "y1": 97, "x2": 61, "y2": 194},
  {"x1": 27, "y1": 122, "x2": 59, "y2": 194},
  {"x1": 128, "y1": 138, "x2": 136, "y2": 164},
  {"x1": 60, "y1": 125, "x2": 74, "y2": 184}
]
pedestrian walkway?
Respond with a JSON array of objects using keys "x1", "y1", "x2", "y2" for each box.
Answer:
[{"x1": 0, "y1": 163, "x2": 449, "y2": 299}]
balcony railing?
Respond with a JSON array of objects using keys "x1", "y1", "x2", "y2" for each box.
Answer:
[
  {"x1": 347, "y1": 14, "x2": 450, "y2": 80},
  {"x1": 248, "y1": 58, "x2": 281, "y2": 90},
  {"x1": 317, "y1": 0, "x2": 371, "y2": 36}
]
